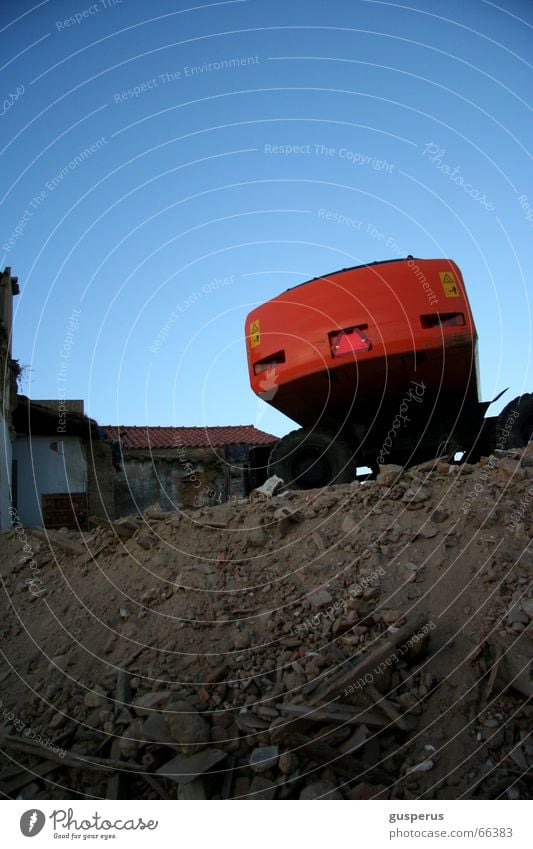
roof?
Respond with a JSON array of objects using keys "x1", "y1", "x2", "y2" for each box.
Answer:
[
  {"x1": 14, "y1": 396, "x2": 97, "y2": 437},
  {"x1": 100, "y1": 424, "x2": 277, "y2": 450}
]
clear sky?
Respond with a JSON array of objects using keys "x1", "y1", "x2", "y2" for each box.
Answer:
[{"x1": 1, "y1": 0, "x2": 531, "y2": 437}]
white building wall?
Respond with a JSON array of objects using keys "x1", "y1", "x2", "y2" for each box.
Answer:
[
  {"x1": 0, "y1": 409, "x2": 13, "y2": 530},
  {"x1": 13, "y1": 435, "x2": 87, "y2": 527}
]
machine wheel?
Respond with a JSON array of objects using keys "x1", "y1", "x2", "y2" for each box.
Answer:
[
  {"x1": 267, "y1": 427, "x2": 356, "y2": 489},
  {"x1": 495, "y1": 394, "x2": 533, "y2": 449}
]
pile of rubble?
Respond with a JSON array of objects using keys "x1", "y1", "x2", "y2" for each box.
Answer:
[{"x1": 0, "y1": 446, "x2": 531, "y2": 800}]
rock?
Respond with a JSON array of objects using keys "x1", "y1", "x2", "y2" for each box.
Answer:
[
  {"x1": 507, "y1": 604, "x2": 529, "y2": 626},
  {"x1": 253, "y1": 476, "x2": 284, "y2": 498},
  {"x1": 233, "y1": 777, "x2": 251, "y2": 798},
  {"x1": 284, "y1": 670, "x2": 306, "y2": 690},
  {"x1": 136, "y1": 531, "x2": 153, "y2": 550},
  {"x1": 467, "y1": 507, "x2": 501, "y2": 528},
  {"x1": 520, "y1": 598, "x2": 533, "y2": 620},
  {"x1": 141, "y1": 712, "x2": 175, "y2": 744},
  {"x1": 273, "y1": 506, "x2": 301, "y2": 523},
  {"x1": 249, "y1": 776, "x2": 277, "y2": 799},
  {"x1": 403, "y1": 486, "x2": 430, "y2": 504},
  {"x1": 232, "y1": 629, "x2": 251, "y2": 650},
  {"x1": 347, "y1": 782, "x2": 390, "y2": 800},
  {"x1": 247, "y1": 527, "x2": 268, "y2": 547},
  {"x1": 166, "y1": 700, "x2": 211, "y2": 752},
  {"x1": 308, "y1": 588, "x2": 333, "y2": 609},
  {"x1": 151, "y1": 554, "x2": 169, "y2": 568},
  {"x1": 84, "y1": 690, "x2": 106, "y2": 709},
  {"x1": 414, "y1": 526, "x2": 438, "y2": 539},
  {"x1": 48, "y1": 655, "x2": 68, "y2": 672},
  {"x1": 299, "y1": 780, "x2": 343, "y2": 799},
  {"x1": 380, "y1": 609, "x2": 403, "y2": 625},
  {"x1": 175, "y1": 563, "x2": 217, "y2": 590},
  {"x1": 278, "y1": 751, "x2": 299, "y2": 774},
  {"x1": 406, "y1": 758, "x2": 434, "y2": 774},
  {"x1": 249, "y1": 745, "x2": 279, "y2": 773},
  {"x1": 339, "y1": 725, "x2": 368, "y2": 754},
  {"x1": 118, "y1": 737, "x2": 138, "y2": 759},
  {"x1": 131, "y1": 691, "x2": 172, "y2": 716},
  {"x1": 255, "y1": 705, "x2": 279, "y2": 720},
  {"x1": 341, "y1": 514, "x2": 359, "y2": 534},
  {"x1": 377, "y1": 465, "x2": 403, "y2": 487},
  {"x1": 156, "y1": 748, "x2": 226, "y2": 784},
  {"x1": 497, "y1": 459, "x2": 524, "y2": 482},
  {"x1": 211, "y1": 709, "x2": 233, "y2": 729}
]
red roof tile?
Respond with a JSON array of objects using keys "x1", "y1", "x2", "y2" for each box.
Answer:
[{"x1": 100, "y1": 425, "x2": 277, "y2": 450}]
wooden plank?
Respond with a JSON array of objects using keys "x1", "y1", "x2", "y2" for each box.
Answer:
[
  {"x1": 366, "y1": 684, "x2": 411, "y2": 731},
  {"x1": 106, "y1": 739, "x2": 128, "y2": 799},
  {"x1": 277, "y1": 702, "x2": 387, "y2": 728},
  {"x1": 310, "y1": 615, "x2": 430, "y2": 705},
  {"x1": 0, "y1": 732, "x2": 146, "y2": 773}
]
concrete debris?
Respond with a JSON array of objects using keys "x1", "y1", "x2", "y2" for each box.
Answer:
[
  {"x1": 1, "y1": 444, "x2": 532, "y2": 800},
  {"x1": 253, "y1": 475, "x2": 284, "y2": 498}
]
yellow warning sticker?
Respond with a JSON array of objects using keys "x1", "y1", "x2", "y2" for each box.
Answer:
[
  {"x1": 439, "y1": 271, "x2": 460, "y2": 298},
  {"x1": 249, "y1": 319, "x2": 261, "y2": 348}
]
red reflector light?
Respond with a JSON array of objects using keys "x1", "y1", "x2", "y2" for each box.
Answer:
[
  {"x1": 421, "y1": 313, "x2": 465, "y2": 328},
  {"x1": 329, "y1": 328, "x2": 370, "y2": 358},
  {"x1": 253, "y1": 350, "x2": 286, "y2": 374}
]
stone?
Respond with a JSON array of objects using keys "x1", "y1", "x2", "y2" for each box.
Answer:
[
  {"x1": 136, "y1": 531, "x2": 153, "y2": 550},
  {"x1": 347, "y1": 782, "x2": 390, "y2": 800},
  {"x1": 249, "y1": 745, "x2": 279, "y2": 773},
  {"x1": 406, "y1": 758, "x2": 434, "y2": 774},
  {"x1": 232, "y1": 629, "x2": 251, "y2": 650},
  {"x1": 377, "y1": 465, "x2": 403, "y2": 487},
  {"x1": 497, "y1": 459, "x2": 524, "y2": 482},
  {"x1": 273, "y1": 506, "x2": 301, "y2": 523},
  {"x1": 231, "y1": 777, "x2": 250, "y2": 798},
  {"x1": 278, "y1": 751, "x2": 299, "y2": 774},
  {"x1": 299, "y1": 779, "x2": 343, "y2": 799},
  {"x1": 166, "y1": 700, "x2": 211, "y2": 752},
  {"x1": 253, "y1": 475, "x2": 284, "y2": 498},
  {"x1": 507, "y1": 604, "x2": 529, "y2": 626},
  {"x1": 520, "y1": 598, "x2": 533, "y2": 620},
  {"x1": 308, "y1": 588, "x2": 334, "y2": 609},
  {"x1": 175, "y1": 563, "x2": 217, "y2": 590},
  {"x1": 118, "y1": 737, "x2": 138, "y2": 759},
  {"x1": 247, "y1": 527, "x2": 268, "y2": 547},
  {"x1": 141, "y1": 712, "x2": 174, "y2": 744},
  {"x1": 156, "y1": 748, "x2": 226, "y2": 784},
  {"x1": 341, "y1": 514, "x2": 359, "y2": 534},
  {"x1": 403, "y1": 486, "x2": 430, "y2": 504},
  {"x1": 249, "y1": 776, "x2": 277, "y2": 799},
  {"x1": 380, "y1": 609, "x2": 403, "y2": 625},
  {"x1": 48, "y1": 655, "x2": 68, "y2": 672},
  {"x1": 84, "y1": 690, "x2": 106, "y2": 709},
  {"x1": 131, "y1": 691, "x2": 172, "y2": 716}
]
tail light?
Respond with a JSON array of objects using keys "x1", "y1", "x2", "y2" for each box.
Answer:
[
  {"x1": 329, "y1": 326, "x2": 371, "y2": 358},
  {"x1": 421, "y1": 313, "x2": 465, "y2": 329},
  {"x1": 254, "y1": 350, "x2": 286, "y2": 374}
]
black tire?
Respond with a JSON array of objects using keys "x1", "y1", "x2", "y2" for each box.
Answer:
[
  {"x1": 267, "y1": 427, "x2": 356, "y2": 489},
  {"x1": 495, "y1": 393, "x2": 533, "y2": 449}
]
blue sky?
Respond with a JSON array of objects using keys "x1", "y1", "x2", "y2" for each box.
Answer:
[{"x1": 1, "y1": 0, "x2": 531, "y2": 437}]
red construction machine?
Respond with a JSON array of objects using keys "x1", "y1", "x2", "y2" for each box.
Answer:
[{"x1": 245, "y1": 257, "x2": 532, "y2": 488}]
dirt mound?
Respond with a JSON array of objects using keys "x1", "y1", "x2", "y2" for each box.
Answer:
[{"x1": 0, "y1": 446, "x2": 531, "y2": 800}]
